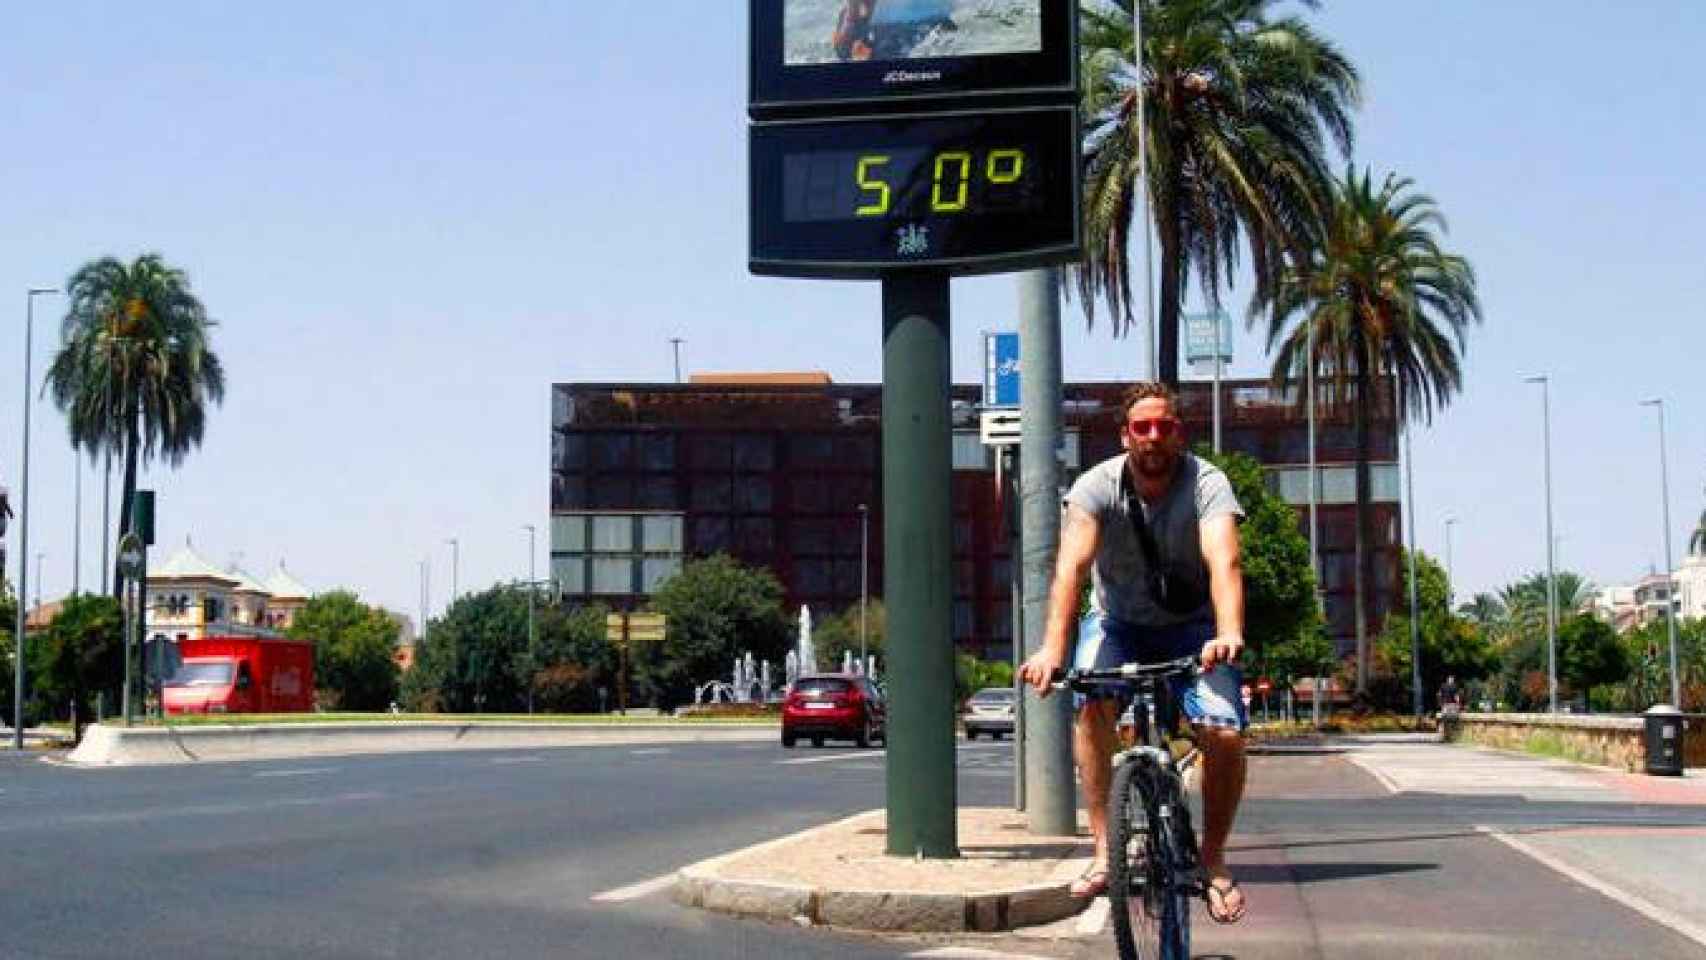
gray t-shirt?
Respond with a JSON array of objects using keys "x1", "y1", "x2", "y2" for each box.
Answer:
[{"x1": 1064, "y1": 453, "x2": 1243, "y2": 627}]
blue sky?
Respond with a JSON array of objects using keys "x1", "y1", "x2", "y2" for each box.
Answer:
[{"x1": 1, "y1": 1, "x2": 1702, "y2": 621}]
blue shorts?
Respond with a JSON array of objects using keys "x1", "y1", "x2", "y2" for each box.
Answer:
[{"x1": 1072, "y1": 614, "x2": 1248, "y2": 732}]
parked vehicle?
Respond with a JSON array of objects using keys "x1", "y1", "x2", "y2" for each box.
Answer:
[
  {"x1": 962, "y1": 686, "x2": 1016, "y2": 740},
  {"x1": 162, "y1": 634, "x2": 315, "y2": 715},
  {"x1": 781, "y1": 674, "x2": 886, "y2": 748}
]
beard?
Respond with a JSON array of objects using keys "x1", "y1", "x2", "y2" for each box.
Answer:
[{"x1": 1132, "y1": 446, "x2": 1178, "y2": 480}]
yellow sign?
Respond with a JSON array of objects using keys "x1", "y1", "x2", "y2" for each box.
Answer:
[{"x1": 606, "y1": 612, "x2": 667, "y2": 645}]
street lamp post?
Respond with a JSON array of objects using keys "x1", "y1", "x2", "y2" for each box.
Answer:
[
  {"x1": 1402, "y1": 410, "x2": 1421, "y2": 719},
  {"x1": 1132, "y1": 0, "x2": 1156, "y2": 378},
  {"x1": 858, "y1": 504, "x2": 869, "y2": 668},
  {"x1": 34, "y1": 553, "x2": 43, "y2": 610},
  {"x1": 670, "y1": 338, "x2": 684, "y2": 384},
  {"x1": 1640, "y1": 398, "x2": 1682, "y2": 708},
  {"x1": 1444, "y1": 516, "x2": 1458, "y2": 610},
  {"x1": 1524, "y1": 375, "x2": 1559, "y2": 713},
  {"x1": 524, "y1": 523, "x2": 537, "y2": 714},
  {"x1": 72, "y1": 451, "x2": 81, "y2": 595},
  {"x1": 445, "y1": 538, "x2": 459, "y2": 609},
  {"x1": 14, "y1": 287, "x2": 59, "y2": 750}
]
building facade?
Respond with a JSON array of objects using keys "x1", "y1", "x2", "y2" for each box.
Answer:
[{"x1": 550, "y1": 374, "x2": 1403, "y2": 661}]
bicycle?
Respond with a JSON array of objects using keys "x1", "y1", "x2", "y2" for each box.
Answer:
[{"x1": 1057, "y1": 656, "x2": 1205, "y2": 960}]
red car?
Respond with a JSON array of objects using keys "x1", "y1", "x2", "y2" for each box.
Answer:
[{"x1": 782, "y1": 674, "x2": 887, "y2": 748}]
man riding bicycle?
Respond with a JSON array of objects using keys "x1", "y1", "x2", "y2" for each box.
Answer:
[{"x1": 1019, "y1": 382, "x2": 1249, "y2": 923}]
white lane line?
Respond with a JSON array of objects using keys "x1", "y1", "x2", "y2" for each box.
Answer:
[
  {"x1": 252, "y1": 767, "x2": 337, "y2": 778},
  {"x1": 1478, "y1": 825, "x2": 1706, "y2": 949},
  {"x1": 776, "y1": 751, "x2": 881, "y2": 766},
  {"x1": 910, "y1": 948, "x2": 1056, "y2": 960},
  {"x1": 1076, "y1": 895, "x2": 1111, "y2": 936},
  {"x1": 589, "y1": 872, "x2": 677, "y2": 903},
  {"x1": 1342, "y1": 753, "x2": 1401, "y2": 794},
  {"x1": 490, "y1": 755, "x2": 545, "y2": 765},
  {"x1": 628, "y1": 748, "x2": 672, "y2": 756}
]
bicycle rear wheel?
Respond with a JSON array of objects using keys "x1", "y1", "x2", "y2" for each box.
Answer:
[{"x1": 1108, "y1": 759, "x2": 1191, "y2": 960}]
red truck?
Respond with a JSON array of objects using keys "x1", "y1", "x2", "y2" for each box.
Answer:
[{"x1": 162, "y1": 634, "x2": 315, "y2": 715}]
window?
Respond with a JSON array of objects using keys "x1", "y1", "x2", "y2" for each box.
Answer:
[
  {"x1": 790, "y1": 435, "x2": 835, "y2": 468},
  {"x1": 953, "y1": 601, "x2": 975, "y2": 640},
  {"x1": 734, "y1": 435, "x2": 775, "y2": 471},
  {"x1": 591, "y1": 476, "x2": 633, "y2": 509},
  {"x1": 552, "y1": 473, "x2": 586, "y2": 511},
  {"x1": 591, "y1": 433, "x2": 634, "y2": 471},
  {"x1": 737, "y1": 517, "x2": 775, "y2": 554},
  {"x1": 835, "y1": 559, "x2": 863, "y2": 596},
  {"x1": 796, "y1": 559, "x2": 834, "y2": 596},
  {"x1": 639, "y1": 475, "x2": 679, "y2": 510},
  {"x1": 592, "y1": 516, "x2": 633, "y2": 552},
  {"x1": 640, "y1": 433, "x2": 676, "y2": 471},
  {"x1": 642, "y1": 557, "x2": 681, "y2": 593},
  {"x1": 690, "y1": 433, "x2": 734, "y2": 470},
  {"x1": 591, "y1": 557, "x2": 632, "y2": 595},
  {"x1": 735, "y1": 476, "x2": 773, "y2": 513},
  {"x1": 555, "y1": 432, "x2": 587, "y2": 470},
  {"x1": 790, "y1": 519, "x2": 833, "y2": 556},
  {"x1": 692, "y1": 516, "x2": 732, "y2": 554},
  {"x1": 553, "y1": 555, "x2": 585, "y2": 596},
  {"x1": 690, "y1": 476, "x2": 734, "y2": 511},
  {"x1": 642, "y1": 515, "x2": 683, "y2": 552},
  {"x1": 553, "y1": 515, "x2": 587, "y2": 552},
  {"x1": 792, "y1": 477, "x2": 830, "y2": 514}
]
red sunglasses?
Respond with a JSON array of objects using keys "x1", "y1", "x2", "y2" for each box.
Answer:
[{"x1": 1127, "y1": 417, "x2": 1179, "y2": 439}]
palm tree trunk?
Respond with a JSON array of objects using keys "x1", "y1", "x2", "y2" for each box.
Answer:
[
  {"x1": 1352, "y1": 354, "x2": 1374, "y2": 698},
  {"x1": 1157, "y1": 190, "x2": 1183, "y2": 387}
]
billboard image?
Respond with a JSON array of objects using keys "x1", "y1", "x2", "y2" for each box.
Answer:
[{"x1": 785, "y1": 0, "x2": 1043, "y2": 65}]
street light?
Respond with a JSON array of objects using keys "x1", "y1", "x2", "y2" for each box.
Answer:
[
  {"x1": 1401, "y1": 407, "x2": 1421, "y2": 719},
  {"x1": 670, "y1": 338, "x2": 684, "y2": 384},
  {"x1": 14, "y1": 286, "x2": 59, "y2": 750},
  {"x1": 1640, "y1": 398, "x2": 1682, "y2": 708},
  {"x1": 444, "y1": 538, "x2": 459, "y2": 609},
  {"x1": 1524, "y1": 375, "x2": 1559, "y2": 713},
  {"x1": 524, "y1": 523, "x2": 537, "y2": 714},
  {"x1": 857, "y1": 504, "x2": 869, "y2": 669},
  {"x1": 1444, "y1": 516, "x2": 1458, "y2": 609},
  {"x1": 1132, "y1": 0, "x2": 1157, "y2": 377}
]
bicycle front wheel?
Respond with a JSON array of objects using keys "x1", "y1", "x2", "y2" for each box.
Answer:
[{"x1": 1108, "y1": 759, "x2": 1191, "y2": 960}]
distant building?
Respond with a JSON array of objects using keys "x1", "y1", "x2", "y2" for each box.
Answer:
[
  {"x1": 550, "y1": 373, "x2": 1404, "y2": 661},
  {"x1": 1676, "y1": 552, "x2": 1706, "y2": 623},
  {"x1": 146, "y1": 543, "x2": 314, "y2": 645}
]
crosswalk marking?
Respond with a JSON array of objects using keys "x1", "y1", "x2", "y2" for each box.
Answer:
[{"x1": 910, "y1": 948, "x2": 1057, "y2": 960}]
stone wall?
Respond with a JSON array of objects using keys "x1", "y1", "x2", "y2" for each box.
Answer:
[{"x1": 1447, "y1": 713, "x2": 1704, "y2": 772}]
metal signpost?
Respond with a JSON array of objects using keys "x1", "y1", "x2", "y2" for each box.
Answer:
[
  {"x1": 117, "y1": 533, "x2": 144, "y2": 724},
  {"x1": 748, "y1": 0, "x2": 1080, "y2": 858},
  {"x1": 1185, "y1": 311, "x2": 1233, "y2": 453}
]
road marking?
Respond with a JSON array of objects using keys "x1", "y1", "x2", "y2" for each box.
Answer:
[
  {"x1": 629, "y1": 748, "x2": 672, "y2": 756},
  {"x1": 589, "y1": 872, "x2": 677, "y2": 903},
  {"x1": 1076, "y1": 895, "x2": 1111, "y2": 936},
  {"x1": 1343, "y1": 753, "x2": 1401, "y2": 794},
  {"x1": 490, "y1": 755, "x2": 545, "y2": 765},
  {"x1": 1478, "y1": 825, "x2": 1706, "y2": 949},
  {"x1": 910, "y1": 948, "x2": 1056, "y2": 960},
  {"x1": 252, "y1": 767, "x2": 337, "y2": 778},
  {"x1": 776, "y1": 751, "x2": 880, "y2": 766}
]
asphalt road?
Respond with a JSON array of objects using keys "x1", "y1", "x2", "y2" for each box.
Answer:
[{"x1": 2, "y1": 735, "x2": 1703, "y2": 960}]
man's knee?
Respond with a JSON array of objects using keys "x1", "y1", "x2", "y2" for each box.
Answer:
[{"x1": 1197, "y1": 725, "x2": 1246, "y2": 758}]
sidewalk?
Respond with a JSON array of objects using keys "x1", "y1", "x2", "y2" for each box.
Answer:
[{"x1": 674, "y1": 807, "x2": 1094, "y2": 933}]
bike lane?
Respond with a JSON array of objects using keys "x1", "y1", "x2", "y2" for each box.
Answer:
[{"x1": 1184, "y1": 740, "x2": 1706, "y2": 959}]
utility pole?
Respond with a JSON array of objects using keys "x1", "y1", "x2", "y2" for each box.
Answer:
[
  {"x1": 670, "y1": 338, "x2": 684, "y2": 384},
  {"x1": 1018, "y1": 268, "x2": 1074, "y2": 836}
]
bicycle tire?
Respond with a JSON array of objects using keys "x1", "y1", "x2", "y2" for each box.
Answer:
[{"x1": 1108, "y1": 759, "x2": 1192, "y2": 960}]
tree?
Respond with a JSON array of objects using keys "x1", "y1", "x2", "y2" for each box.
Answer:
[
  {"x1": 1373, "y1": 549, "x2": 1496, "y2": 711},
  {"x1": 1556, "y1": 614, "x2": 1626, "y2": 710},
  {"x1": 1262, "y1": 169, "x2": 1482, "y2": 697},
  {"x1": 45, "y1": 254, "x2": 225, "y2": 600},
  {"x1": 1691, "y1": 489, "x2": 1705, "y2": 557},
  {"x1": 527, "y1": 602, "x2": 616, "y2": 712},
  {"x1": 30, "y1": 594, "x2": 124, "y2": 742},
  {"x1": 644, "y1": 555, "x2": 791, "y2": 710},
  {"x1": 1077, "y1": 0, "x2": 1359, "y2": 385},
  {"x1": 287, "y1": 591, "x2": 399, "y2": 711},
  {"x1": 811, "y1": 600, "x2": 887, "y2": 674},
  {"x1": 410, "y1": 586, "x2": 540, "y2": 713},
  {"x1": 0, "y1": 584, "x2": 17, "y2": 727},
  {"x1": 1193, "y1": 448, "x2": 1323, "y2": 682}
]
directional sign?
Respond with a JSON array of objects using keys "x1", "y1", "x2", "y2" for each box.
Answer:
[
  {"x1": 983, "y1": 331, "x2": 1019, "y2": 408},
  {"x1": 626, "y1": 613, "x2": 667, "y2": 643}
]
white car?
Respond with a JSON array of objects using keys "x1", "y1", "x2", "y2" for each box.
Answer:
[{"x1": 962, "y1": 687, "x2": 1016, "y2": 740}]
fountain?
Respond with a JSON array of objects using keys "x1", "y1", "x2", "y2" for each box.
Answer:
[{"x1": 797, "y1": 605, "x2": 815, "y2": 675}]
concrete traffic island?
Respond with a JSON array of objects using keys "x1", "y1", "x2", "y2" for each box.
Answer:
[
  {"x1": 674, "y1": 807, "x2": 1092, "y2": 933},
  {"x1": 64, "y1": 720, "x2": 776, "y2": 765}
]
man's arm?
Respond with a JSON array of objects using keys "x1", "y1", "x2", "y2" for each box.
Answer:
[
  {"x1": 1018, "y1": 504, "x2": 1100, "y2": 694},
  {"x1": 1198, "y1": 513, "x2": 1245, "y2": 667}
]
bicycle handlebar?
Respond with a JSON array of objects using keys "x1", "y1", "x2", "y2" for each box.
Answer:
[{"x1": 1047, "y1": 655, "x2": 1201, "y2": 692}]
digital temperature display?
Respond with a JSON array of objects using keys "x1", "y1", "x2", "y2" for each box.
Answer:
[{"x1": 751, "y1": 106, "x2": 1078, "y2": 278}]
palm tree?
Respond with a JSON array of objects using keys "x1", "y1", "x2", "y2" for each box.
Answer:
[
  {"x1": 1262, "y1": 168, "x2": 1481, "y2": 697},
  {"x1": 45, "y1": 254, "x2": 226, "y2": 599},
  {"x1": 1077, "y1": 0, "x2": 1359, "y2": 385},
  {"x1": 1690, "y1": 493, "x2": 1705, "y2": 556}
]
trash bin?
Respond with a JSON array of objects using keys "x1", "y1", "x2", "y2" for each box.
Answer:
[{"x1": 1644, "y1": 705, "x2": 1685, "y2": 777}]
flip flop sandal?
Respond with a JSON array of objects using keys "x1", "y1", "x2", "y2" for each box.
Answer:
[
  {"x1": 1205, "y1": 876, "x2": 1246, "y2": 924},
  {"x1": 1069, "y1": 866, "x2": 1110, "y2": 899}
]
